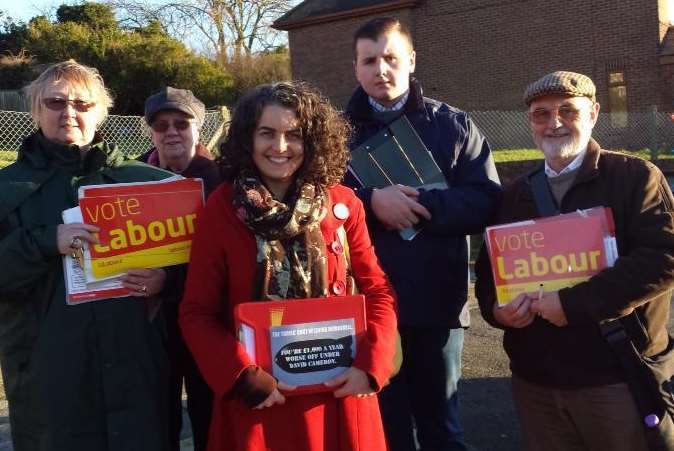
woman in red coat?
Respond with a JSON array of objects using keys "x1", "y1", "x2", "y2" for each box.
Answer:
[{"x1": 179, "y1": 81, "x2": 398, "y2": 451}]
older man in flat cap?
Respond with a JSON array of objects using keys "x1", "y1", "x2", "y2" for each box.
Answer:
[{"x1": 475, "y1": 71, "x2": 674, "y2": 450}]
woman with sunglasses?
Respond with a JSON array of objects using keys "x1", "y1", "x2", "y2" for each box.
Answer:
[
  {"x1": 0, "y1": 60, "x2": 173, "y2": 450},
  {"x1": 140, "y1": 87, "x2": 221, "y2": 451},
  {"x1": 179, "y1": 81, "x2": 398, "y2": 451}
]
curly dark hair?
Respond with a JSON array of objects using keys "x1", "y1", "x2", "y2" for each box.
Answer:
[{"x1": 218, "y1": 81, "x2": 351, "y2": 188}]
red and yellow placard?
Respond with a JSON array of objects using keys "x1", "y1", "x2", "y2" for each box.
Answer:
[
  {"x1": 485, "y1": 207, "x2": 616, "y2": 305},
  {"x1": 79, "y1": 178, "x2": 204, "y2": 280}
]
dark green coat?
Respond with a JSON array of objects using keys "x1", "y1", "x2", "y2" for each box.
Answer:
[{"x1": 0, "y1": 132, "x2": 174, "y2": 451}]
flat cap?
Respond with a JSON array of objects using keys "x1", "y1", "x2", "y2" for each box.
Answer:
[
  {"x1": 523, "y1": 71, "x2": 596, "y2": 105},
  {"x1": 145, "y1": 86, "x2": 205, "y2": 127}
]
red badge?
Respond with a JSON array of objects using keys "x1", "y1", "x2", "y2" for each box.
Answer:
[
  {"x1": 330, "y1": 240, "x2": 344, "y2": 254},
  {"x1": 331, "y1": 280, "x2": 346, "y2": 295}
]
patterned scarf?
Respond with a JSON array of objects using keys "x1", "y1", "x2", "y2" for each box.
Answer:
[{"x1": 233, "y1": 173, "x2": 329, "y2": 300}]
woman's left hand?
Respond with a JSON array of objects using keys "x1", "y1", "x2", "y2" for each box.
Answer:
[
  {"x1": 324, "y1": 367, "x2": 375, "y2": 398},
  {"x1": 253, "y1": 382, "x2": 296, "y2": 410},
  {"x1": 121, "y1": 268, "x2": 166, "y2": 298}
]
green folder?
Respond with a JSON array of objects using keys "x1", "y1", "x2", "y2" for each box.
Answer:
[{"x1": 349, "y1": 116, "x2": 447, "y2": 240}]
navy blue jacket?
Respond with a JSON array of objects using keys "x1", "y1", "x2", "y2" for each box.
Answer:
[{"x1": 344, "y1": 79, "x2": 501, "y2": 327}]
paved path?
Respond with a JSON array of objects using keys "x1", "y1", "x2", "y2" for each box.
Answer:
[{"x1": 460, "y1": 301, "x2": 520, "y2": 451}]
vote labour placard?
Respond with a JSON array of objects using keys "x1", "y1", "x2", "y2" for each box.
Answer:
[
  {"x1": 485, "y1": 207, "x2": 617, "y2": 306},
  {"x1": 78, "y1": 178, "x2": 204, "y2": 281}
]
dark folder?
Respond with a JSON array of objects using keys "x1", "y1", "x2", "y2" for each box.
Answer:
[{"x1": 349, "y1": 116, "x2": 447, "y2": 239}]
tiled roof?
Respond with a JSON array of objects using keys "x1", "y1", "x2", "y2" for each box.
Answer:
[
  {"x1": 661, "y1": 26, "x2": 674, "y2": 57},
  {"x1": 274, "y1": 0, "x2": 420, "y2": 30}
]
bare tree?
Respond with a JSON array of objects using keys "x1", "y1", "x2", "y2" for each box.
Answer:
[{"x1": 108, "y1": 0, "x2": 294, "y2": 63}]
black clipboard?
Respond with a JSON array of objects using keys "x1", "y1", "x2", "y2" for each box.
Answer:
[{"x1": 349, "y1": 116, "x2": 447, "y2": 240}]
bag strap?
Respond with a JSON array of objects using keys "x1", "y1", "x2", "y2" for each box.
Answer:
[
  {"x1": 599, "y1": 322, "x2": 656, "y2": 409},
  {"x1": 337, "y1": 226, "x2": 404, "y2": 379},
  {"x1": 600, "y1": 321, "x2": 670, "y2": 449},
  {"x1": 336, "y1": 225, "x2": 351, "y2": 269},
  {"x1": 336, "y1": 225, "x2": 357, "y2": 296},
  {"x1": 529, "y1": 168, "x2": 559, "y2": 216}
]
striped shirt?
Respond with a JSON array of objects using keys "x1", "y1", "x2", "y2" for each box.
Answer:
[{"x1": 368, "y1": 91, "x2": 410, "y2": 112}]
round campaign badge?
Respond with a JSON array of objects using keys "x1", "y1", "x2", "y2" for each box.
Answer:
[{"x1": 333, "y1": 203, "x2": 349, "y2": 220}]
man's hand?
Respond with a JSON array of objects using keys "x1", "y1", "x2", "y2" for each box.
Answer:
[
  {"x1": 370, "y1": 185, "x2": 432, "y2": 230},
  {"x1": 493, "y1": 293, "x2": 536, "y2": 328},
  {"x1": 530, "y1": 291, "x2": 568, "y2": 327},
  {"x1": 253, "y1": 381, "x2": 296, "y2": 409},
  {"x1": 324, "y1": 367, "x2": 375, "y2": 398}
]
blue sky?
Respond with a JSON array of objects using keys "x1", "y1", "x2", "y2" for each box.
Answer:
[
  {"x1": 2, "y1": 0, "x2": 291, "y2": 55},
  {"x1": 3, "y1": 1, "x2": 64, "y2": 23}
]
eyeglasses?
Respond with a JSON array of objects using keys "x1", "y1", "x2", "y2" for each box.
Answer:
[
  {"x1": 43, "y1": 97, "x2": 96, "y2": 112},
  {"x1": 528, "y1": 105, "x2": 583, "y2": 125},
  {"x1": 150, "y1": 119, "x2": 194, "y2": 133}
]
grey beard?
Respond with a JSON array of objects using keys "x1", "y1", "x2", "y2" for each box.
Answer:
[{"x1": 541, "y1": 133, "x2": 590, "y2": 163}]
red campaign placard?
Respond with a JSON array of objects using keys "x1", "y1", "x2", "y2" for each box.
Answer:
[
  {"x1": 487, "y1": 209, "x2": 612, "y2": 286},
  {"x1": 79, "y1": 178, "x2": 204, "y2": 259}
]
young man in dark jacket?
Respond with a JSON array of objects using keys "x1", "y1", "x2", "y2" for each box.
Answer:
[
  {"x1": 343, "y1": 17, "x2": 501, "y2": 451},
  {"x1": 475, "y1": 71, "x2": 674, "y2": 451}
]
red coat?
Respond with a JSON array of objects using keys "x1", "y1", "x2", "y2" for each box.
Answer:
[{"x1": 179, "y1": 183, "x2": 397, "y2": 451}]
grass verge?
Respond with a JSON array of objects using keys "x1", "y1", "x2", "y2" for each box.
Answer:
[{"x1": 493, "y1": 148, "x2": 674, "y2": 162}]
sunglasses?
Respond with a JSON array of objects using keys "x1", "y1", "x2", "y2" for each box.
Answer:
[
  {"x1": 43, "y1": 97, "x2": 96, "y2": 112},
  {"x1": 150, "y1": 119, "x2": 194, "y2": 133},
  {"x1": 528, "y1": 105, "x2": 583, "y2": 125}
]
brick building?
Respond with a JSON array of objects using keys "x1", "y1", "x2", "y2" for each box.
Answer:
[{"x1": 275, "y1": 0, "x2": 674, "y2": 124}]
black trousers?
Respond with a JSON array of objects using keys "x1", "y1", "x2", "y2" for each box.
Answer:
[
  {"x1": 164, "y1": 302, "x2": 213, "y2": 451},
  {"x1": 378, "y1": 326, "x2": 467, "y2": 451}
]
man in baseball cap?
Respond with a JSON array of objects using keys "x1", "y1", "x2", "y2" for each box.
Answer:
[
  {"x1": 141, "y1": 86, "x2": 219, "y2": 186},
  {"x1": 475, "y1": 71, "x2": 674, "y2": 450},
  {"x1": 145, "y1": 86, "x2": 206, "y2": 127}
]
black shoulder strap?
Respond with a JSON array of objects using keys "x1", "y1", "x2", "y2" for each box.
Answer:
[
  {"x1": 529, "y1": 168, "x2": 559, "y2": 216},
  {"x1": 529, "y1": 166, "x2": 657, "y2": 416},
  {"x1": 601, "y1": 320, "x2": 670, "y2": 450}
]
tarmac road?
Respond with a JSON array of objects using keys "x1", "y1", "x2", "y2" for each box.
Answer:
[
  {"x1": 460, "y1": 294, "x2": 674, "y2": 451},
  {"x1": 461, "y1": 298, "x2": 521, "y2": 451}
]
